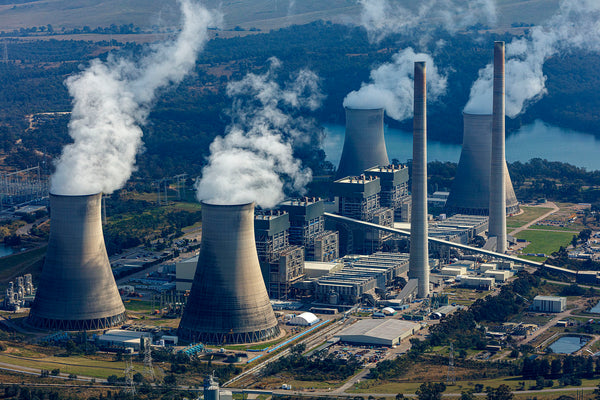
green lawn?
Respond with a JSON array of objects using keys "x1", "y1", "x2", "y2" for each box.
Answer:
[
  {"x1": 507, "y1": 206, "x2": 553, "y2": 228},
  {"x1": 123, "y1": 299, "x2": 153, "y2": 312},
  {"x1": 515, "y1": 230, "x2": 574, "y2": 256}
]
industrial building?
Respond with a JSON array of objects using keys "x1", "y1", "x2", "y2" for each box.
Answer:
[
  {"x1": 531, "y1": 295, "x2": 566, "y2": 313},
  {"x1": 29, "y1": 193, "x2": 126, "y2": 331},
  {"x1": 178, "y1": 202, "x2": 280, "y2": 344},
  {"x1": 335, "y1": 318, "x2": 420, "y2": 346},
  {"x1": 303, "y1": 261, "x2": 343, "y2": 278},
  {"x1": 483, "y1": 270, "x2": 513, "y2": 282},
  {"x1": 444, "y1": 112, "x2": 519, "y2": 217},
  {"x1": 331, "y1": 175, "x2": 394, "y2": 255},
  {"x1": 254, "y1": 210, "x2": 305, "y2": 300},
  {"x1": 175, "y1": 255, "x2": 198, "y2": 292},
  {"x1": 336, "y1": 107, "x2": 389, "y2": 180},
  {"x1": 364, "y1": 165, "x2": 411, "y2": 222},
  {"x1": 312, "y1": 252, "x2": 410, "y2": 305},
  {"x1": 279, "y1": 198, "x2": 339, "y2": 262},
  {"x1": 96, "y1": 329, "x2": 151, "y2": 351},
  {"x1": 204, "y1": 374, "x2": 233, "y2": 400},
  {"x1": 3, "y1": 274, "x2": 34, "y2": 311},
  {"x1": 460, "y1": 276, "x2": 495, "y2": 290}
]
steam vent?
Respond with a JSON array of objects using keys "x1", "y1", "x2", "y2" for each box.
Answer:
[
  {"x1": 178, "y1": 202, "x2": 280, "y2": 344},
  {"x1": 335, "y1": 107, "x2": 389, "y2": 179},
  {"x1": 445, "y1": 113, "x2": 519, "y2": 216},
  {"x1": 28, "y1": 193, "x2": 126, "y2": 330}
]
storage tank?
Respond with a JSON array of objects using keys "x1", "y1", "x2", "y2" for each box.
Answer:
[
  {"x1": 178, "y1": 202, "x2": 280, "y2": 344},
  {"x1": 445, "y1": 113, "x2": 518, "y2": 216},
  {"x1": 28, "y1": 193, "x2": 126, "y2": 330},
  {"x1": 336, "y1": 107, "x2": 389, "y2": 179}
]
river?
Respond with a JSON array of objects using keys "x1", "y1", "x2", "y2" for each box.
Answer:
[{"x1": 322, "y1": 120, "x2": 600, "y2": 171}]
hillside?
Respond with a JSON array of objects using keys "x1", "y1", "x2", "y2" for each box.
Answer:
[{"x1": 0, "y1": 0, "x2": 560, "y2": 33}]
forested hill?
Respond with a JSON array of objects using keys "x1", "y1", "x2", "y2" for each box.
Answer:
[{"x1": 0, "y1": 21, "x2": 599, "y2": 179}]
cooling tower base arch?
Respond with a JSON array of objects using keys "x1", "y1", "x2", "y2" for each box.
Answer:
[
  {"x1": 28, "y1": 312, "x2": 127, "y2": 331},
  {"x1": 178, "y1": 325, "x2": 281, "y2": 345}
]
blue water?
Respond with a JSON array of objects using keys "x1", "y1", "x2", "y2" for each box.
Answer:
[
  {"x1": 0, "y1": 244, "x2": 13, "y2": 258},
  {"x1": 548, "y1": 336, "x2": 588, "y2": 354},
  {"x1": 323, "y1": 120, "x2": 600, "y2": 171},
  {"x1": 590, "y1": 301, "x2": 600, "y2": 314}
]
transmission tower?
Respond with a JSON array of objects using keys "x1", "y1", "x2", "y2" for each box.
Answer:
[
  {"x1": 124, "y1": 355, "x2": 136, "y2": 396},
  {"x1": 143, "y1": 337, "x2": 156, "y2": 381},
  {"x1": 447, "y1": 342, "x2": 456, "y2": 385}
]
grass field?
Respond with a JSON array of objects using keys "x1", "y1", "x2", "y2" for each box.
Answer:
[
  {"x1": 528, "y1": 225, "x2": 581, "y2": 232},
  {"x1": 507, "y1": 206, "x2": 554, "y2": 228},
  {"x1": 123, "y1": 299, "x2": 153, "y2": 312},
  {"x1": 0, "y1": 246, "x2": 46, "y2": 287},
  {"x1": 515, "y1": 230, "x2": 574, "y2": 256},
  {"x1": 0, "y1": 353, "x2": 132, "y2": 379}
]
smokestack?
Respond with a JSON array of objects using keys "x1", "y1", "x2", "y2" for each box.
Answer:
[
  {"x1": 445, "y1": 113, "x2": 518, "y2": 216},
  {"x1": 489, "y1": 41, "x2": 507, "y2": 253},
  {"x1": 178, "y1": 202, "x2": 280, "y2": 344},
  {"x1": 28, "y1": 193, "x2": 126, "y2": 330},
  {"x1": 409, "y1": 61, "x2": 429, "y2": 299},
  {"x1": 335, "y1": 107, "x2": 389, "y2": 179}
]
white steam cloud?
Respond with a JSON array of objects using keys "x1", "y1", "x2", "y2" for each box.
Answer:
[
  {"x1": 51, "y1": 0, "x2": 221, "y2": 195},
  {"x1": 343, "y1": 48, "x2": 447, "y2": 121},
  {"x1": 195, "y1": 58, "x2": 324, "y2": 208},
  {"x1": 359, "y1": 0, "x2": 497, "y2": 43},
  {"x1": 465, "y1": 0, "x2": 600, "y2": 117}
]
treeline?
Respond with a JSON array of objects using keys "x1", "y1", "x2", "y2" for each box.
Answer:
[
  {"x1": 521, "y1": 354, "x2": 596, "y2": 386},
  {"x1": 262, "y1": 344, "x2": 362, "y2": 381},
  {"x1": 1, "y1": 22, "x2": 600, "y2": 182}
]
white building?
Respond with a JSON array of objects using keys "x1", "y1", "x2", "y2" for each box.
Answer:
[
  {"x1": 460, "y1": 276, "x2": 495, "y2": 290},
  {"x1": 531, "y1": 296, "x2": 566, "y2": 313},
  {"x1": 335, "y1": 319, "x2": 420, "y2": 346},
  {"x1": 288, "y1": 312, "x2": 320, "y2": 326},
  {"x1": 175, "y1": 255, "x2": 198, "y2": 292},
  {"x1": 484, "y1": 270, "x2": 513, "y2": 282}
]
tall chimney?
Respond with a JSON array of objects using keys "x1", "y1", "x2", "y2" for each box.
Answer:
[
  {"x1": 178, "y1": 202, "x2": 280, "y2": 344},
  {"x1": 28, "y1": 193, "x2": 126, "y2": 330},
  {"x1": 489, "y1": 41, "x2": 507, "y2": 253},
  {"x1": 336, "y1": 107, "x2": 389, "y2": 179},
  {"x1": 409, "y1": 61, "x2": 429, "y2": 298}
]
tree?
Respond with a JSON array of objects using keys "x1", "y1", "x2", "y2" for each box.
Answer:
[
  {"x1": 486, "y1": 384, "x2": 513, "y2": 400},
  {"x1": 460, "y1": 391, "x2": 475, "y2": 400},
  {"x1": 594, "y1": 381, "x2": 600, "y2": 400},
  {"x1": 416, "y1": 382, "x2": 446, "y2": 400}
]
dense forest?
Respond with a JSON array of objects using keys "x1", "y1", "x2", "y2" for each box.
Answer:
[{"x1": 0, "y1": 22, "x2": 599, "y2": 181}]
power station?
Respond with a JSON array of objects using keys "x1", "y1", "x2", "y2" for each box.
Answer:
[
  {"x1": 178, "y1": 202, "x2": 280, "y2": 344},
  {"x1": 28, "y1": 193, "x2": 126, "y2": 331},
  {"x1": 336, "y1": 107, "x2": 389, "y2": 179}
]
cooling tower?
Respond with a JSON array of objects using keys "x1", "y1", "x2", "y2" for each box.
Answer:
[
  {"x1": 28, "y1": 193, "x2": 126, "y2": 330},
  {"x1": 178, "y1": 202, "x2": 280, "y2": 344},
  {"x1": 335, "y1": 107, "x2": 389, "y2": 179},
  {"x1": 409, "y1": 62, "x2": 429, "y2": 299},
  {"x1": 489, "y1": 41, "x2": 507, "y2": 253},
  {"x1": 445, "y1": 113, "x2": 518, "y2": 216}
]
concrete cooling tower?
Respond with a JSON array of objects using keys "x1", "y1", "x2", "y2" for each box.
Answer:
[
  {"x1": 445, "y1": 113, "x2": 518, "y2": 216},
  {"x1": 178, "y1": 202, "x2": 280, "y2": 344},
  {"x1": 28, "y1": 193, "x2": 126, "y2": 330},
  {"x1": 335, "y1": 107, "x2": 389, "y2": 179}
]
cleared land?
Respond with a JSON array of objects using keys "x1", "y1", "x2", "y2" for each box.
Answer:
[
  {"x1": 507, "y1": 206, "x2": 554, "y2": 228},
  {"x1": 515, "y1": 230, "x2": 574, "y2": 256}
]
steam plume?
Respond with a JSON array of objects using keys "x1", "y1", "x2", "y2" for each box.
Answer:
[
  {"x1": 465, "y1": 0, "x2": 600, "y2": 117},
  {"x1": 359, "y1": 0, "x2": 496, "y2": 43},
  {"x1": 195, "y1": 58, "x2": 324, "y2": 208},
  {"x1": 51, "y1": 0, "x2": 220, "y2": 195},
  {"x1": 343, "y1": 48, "x2": 447, "y2": 121}
]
